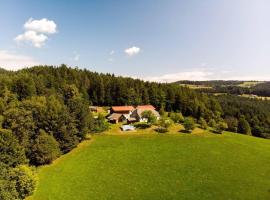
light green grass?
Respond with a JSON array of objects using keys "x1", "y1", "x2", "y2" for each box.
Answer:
[
  {"x1": 238, "y1": 81, "x2": 263, "y2": 88},
  {"x1": 179, "y1": 84, "x2": 212, "y2": 89},
  {"x1": 239, "y1": 94, "x2": 270, "y2": 100},
  {"x1": 30, "y1": 130, "x2": 270, "y2": 200}
]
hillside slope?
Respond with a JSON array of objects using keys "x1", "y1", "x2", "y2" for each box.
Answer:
[{"x1": 30, "y1": 132, "x2": 270, "y2": 200}]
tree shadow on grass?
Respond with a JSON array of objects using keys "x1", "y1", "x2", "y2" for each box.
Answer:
[{"x1": 179, "y1": 130, "x2": 191, "y2": 134}]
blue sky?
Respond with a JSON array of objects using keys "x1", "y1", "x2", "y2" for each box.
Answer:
[{"x1": 1, "y1": 0, "x2": 270, "y2": 81}]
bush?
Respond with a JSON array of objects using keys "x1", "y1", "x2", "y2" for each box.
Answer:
[
  {"x1": 0, "y1": 129, "x2": 27, "y2": 167},
  {"x1": 141, "y1": 110, "x2": 157, "y2": 124},
  {"x1": 91, "y1": 114, "x2": 110, "y2": 133},
  {"x1": 134, "y1": 122, "x2": 151, "y2": 129},
  {"x1": 198, "y1": 117, "x2": 208, "y2": 129},
  {"x1": 214, "y1": 121, "x2": 228, "y2": 134},
  {"x1": 208, "y1": 119, "x2": 216, "y2": 128},
  {"x1": 169, "y1": 112, "x2": 184, "y2": 123},
  {"x1": 30, "y1": 130, "x2": 61, "y2": 165},
  {"x1": 238, "y1": 118, "x2": 252, "y2": 135},
  {"x1": 9, "y1": 165, "x2": 37, "y2": 200},
  {"x1": 183, "y1": 117, "x2": 195, "y2": 132},
  {"x1": 155, "y1": 127, "x2": 168, "y2": 133},
  {"x1": 159, "y1": 117, "x2": 173, "y2": 128},
  {"x1": 0, "y1": 164, "x2": 37, "y2": 200}
]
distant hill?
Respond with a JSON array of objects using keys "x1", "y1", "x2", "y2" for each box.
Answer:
[{"x1": 175, "y1": 80, "x2": 270, "y2": 97}]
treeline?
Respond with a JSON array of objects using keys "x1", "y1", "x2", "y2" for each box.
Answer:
[
  {"x1": 216, "y1": 95, "x2": 270, "y2": 138},
  {"x1": 0, "y1": 65, "x2": 270, "y2": 198},
  {"x1": 175, "y1": 80, "x2": 245, "y2": 86},
  {"x1": 176, "y1": 80, "x2": 270, "y2": 97},
  {"x1": 0, "y1": 66, "x2": 109, "y2": 199}
]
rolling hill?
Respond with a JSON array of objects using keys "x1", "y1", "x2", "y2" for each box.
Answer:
[{"x1": 29, "y1": 129, "x2": 270, "y2": 200}]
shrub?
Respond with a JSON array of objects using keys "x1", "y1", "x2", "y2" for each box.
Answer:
[
  {"x1": 183, "y1": 117, "x2": 195, "y2": 132},
  {"x1": 155, "y1": 127, "x2": 168, "y2": 133},
  {"x1": 141, "y1": 110, "x2": 157, "y2": 124},
  {"x1": 134, "y1": 122, "x2": 151, "y2": 129},
  {"x1": 198, "y1": 117, "x2": 208, "y2": 129},
  {"x1": 169, "y1": 112, "x2": 184, "y2": 123},
  {"x1": 159, "y1": 117, "x2": 173, "y2": 128},
  {"x1": 30, "y1": 130, "x2": 61, "y2": 165},
  {"x1": 0, "y1": 164, "x2": 37, "y2": 200},
  {"x1": 0, "y1": 129, "x2": 27, "y2": 167},
  {"x1": 91, "y1": 114, "x2": 110, "y2": 133},
  {"x1": 208, "y1": 119, "x2": 216, "y2": 127},
  {"x1": 238, "y1": 118, "x2": 252, "y2": 135},
  {"x1": 214, "y1": 121, "x2": 228, "y2": 134},
  {"x1": 9, "y1": 165, "x2": 37, "y2": 199}
]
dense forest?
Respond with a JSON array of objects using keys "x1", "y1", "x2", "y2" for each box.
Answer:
[
  {"x1": 0, "y1": 65, "x2": 270, "y2": 199},
  {"x1": 175, "y1": 80, "x2": 270, "y2": 97}
]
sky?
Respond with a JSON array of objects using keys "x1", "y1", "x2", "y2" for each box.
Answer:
[{"x1": 1, "y1": 0, "x2": 270, "y2": 82}]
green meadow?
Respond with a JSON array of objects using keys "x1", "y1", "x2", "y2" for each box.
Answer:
[{"x1": 30, "y1": 129, "x2": 270, "y2": 200}]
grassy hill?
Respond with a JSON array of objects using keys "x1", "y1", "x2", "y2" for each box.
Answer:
[{"x1": 29, "y1": 129, "x2": 270, "y2": 200}]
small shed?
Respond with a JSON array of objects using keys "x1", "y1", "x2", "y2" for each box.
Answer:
[{"x1": 121, "y1": 125, "x2": 135, "y2": 131}]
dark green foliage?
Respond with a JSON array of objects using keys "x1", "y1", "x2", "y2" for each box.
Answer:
[
  {"x1": 155, "y1": 127, "x2": 168, "y2": 133},
  {"x1": 169, "y1": 112, "x2": 184, "y2": 123},
  {"x1": 141, "y1": 110, "x2": 157, "y2": 124},
  {"x1": 238, "y1": 118, "x2": 252, "y2": 135},
  {"x1": 134, "y1": 122, "x2": 151, "y2": 129},
  {"x1": 0, "y1": 164, "x2": 36, "y2": 200},
  {"x1": 30, "y1": 130, "x2": 61, "y2": 165},
  {"x1": 198, "y1": 117, "x2": 208, "y2": 129},
  {"x1": 3, "y1": 107, "x2": 35, "y2": 149},
  {"x1": 183, "y1": 117, "x2": 195, "y2": 132},
  {"x1": 225, "y1": 116, "x2": 238, "y2": 132},
  {"x1": 214, "y1": 121, "x2": 228, "y2": 134},
  {"x1": 159, "y1": 117, "x2": 173, "y2": 128},
  {"x1": 9, "y1": 165, "x2": 37, "y2": 199},
  {"x1": 208, "y1": 119, "x2": 216, "y2": 128},
  {"x1": 91, "y1": 114, "x2": 110, "y2": 133},
  {"x1": 0, "y1": 129, "x2": 27, "y2": 167},
  {"x1": 0, "y1": 165, "x2": 18, "y2": 200},
  {"x1": 216, "y1": 95, "x2": 270, "y2": 137},
  {"x1": 12, "y1": 74, "x2": 36, "y2": 100}
]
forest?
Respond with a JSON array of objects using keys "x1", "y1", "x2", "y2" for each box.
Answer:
[
  {"x1": 0, "y1": 65, "x2": 270, "y2": 199},
  {"x1": 175, "y1": 80, "x2": 270, "y2": 96}
]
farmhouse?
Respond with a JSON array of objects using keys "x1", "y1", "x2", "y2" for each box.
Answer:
[
  {"x1": 130, "y1": 105, "x2": 160, "y2": 123},
  {"x1": 107, "y1": 106, "x2": 135, "y2": 123},
  {"x1": 107, "y1": 105, "x2": 160, "y2": 123}
]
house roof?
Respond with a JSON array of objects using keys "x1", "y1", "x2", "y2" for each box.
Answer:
[
  {"x1": 131, "y1": 108, "x2": 160, "y2": 118},
  {"x1": 107, "y1": 113, "x2": 123, "y2": 120},
  {"x1": 111, "y1": 106, "x2": 134, "y2": 112},
  {"x1": 136, "y1": 105, "x2": 156, "y2": 110}
]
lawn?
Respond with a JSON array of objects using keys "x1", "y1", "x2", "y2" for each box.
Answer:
[{"x1": 30, "y1": 129, "x2": 270, "y2": 200}]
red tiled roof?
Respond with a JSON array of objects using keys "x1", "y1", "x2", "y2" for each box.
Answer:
[
  {"x1": 111, "y1": 106, "x2": 134, "y2": 112},
  {"x1": 136, "y1": 105, "x2": 156, "y2": 110}
]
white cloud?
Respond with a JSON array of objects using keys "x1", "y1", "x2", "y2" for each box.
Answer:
[
  {"x1": 143, "y1": 71, "x2": 214, "y2": 83},
  {"x1": 143, "y1": 70, "x2": 270, "y2": 83},
  {"x1": 0, "y1": 50, "x2": 40, "y2": 70},
  {"x1": 24, "y1": 18, "x2": 57, "y2": 34},
  {"x1": 15, "y1": 31, "x2": 48, "y2": 48},
  {"x1": 125, "y1": 46, "x2": 140, "y2": 56},
  {"x1": 15, "y1": 18, "x2": 57, "y2": 48}
]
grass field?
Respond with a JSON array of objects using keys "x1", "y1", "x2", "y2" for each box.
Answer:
[
  {"x1": 238, "y1": 81, "x2": 263, "y2": 88},
  {"x1": 179, "y1": 84, "x2": 212, "y2": 89},
  {"x1": 239, "y1": 94, "x2": 270, "y2": 100},
  {"x1": 30, "y1": 128, "x2": 270, "y2": 200}
]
